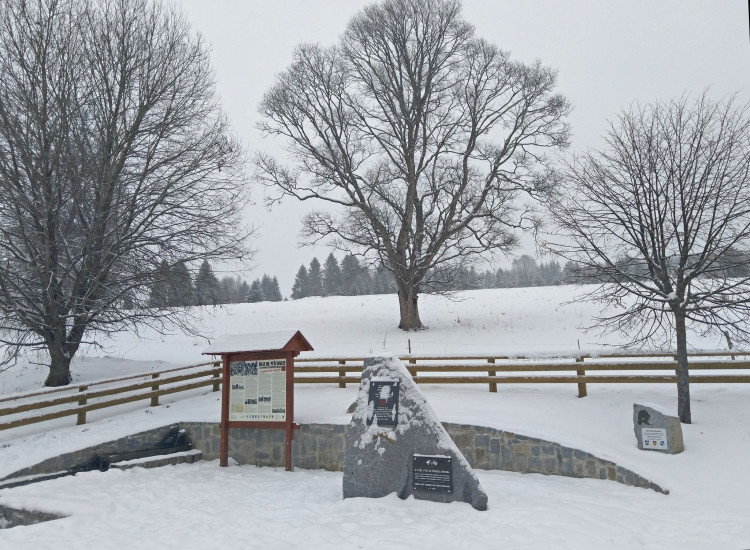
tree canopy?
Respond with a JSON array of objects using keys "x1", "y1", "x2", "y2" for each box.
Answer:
[
  {"x1": 257, "y1": 0, "x2": 569, "y2": 329},
  {"x1": 547, "y1": 93, "x2": 750, "y2": 423},
  {"x1": 0, "y1": 0, "x2": 250, "y2": 385}
]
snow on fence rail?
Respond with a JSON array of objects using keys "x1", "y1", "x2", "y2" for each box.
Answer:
[
  {"x1": 0, "y1": 361, "x2": 221, "y2": 432},
  {"x1": 293, "y1": 351, "x2": 750, "y2": 397},
  {"x1": 2, "y1": 352, "x2": 750, "y2": 433}
]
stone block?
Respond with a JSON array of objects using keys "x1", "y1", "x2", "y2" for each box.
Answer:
[
  {"x1": 514, "y1": 444, "x2": 530, "y2": 456},
  {"x1": 501, "y1": 446, "x2": 513, "y2": 467},
  {"x1": 543, "y1": 458, "x2": 558, "y2": 474},
  {"x1": 633, "y1": 403, "x2": 684, "y2": 454}
]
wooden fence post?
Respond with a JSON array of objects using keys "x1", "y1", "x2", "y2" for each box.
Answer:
[
  {"x1": 77, "y1": 386, "x2": 88, "y2": 425},
  {"x1": 212, "y1": 363, "x2": 221, "y2": 392},
  {"x1": 488, "y1": 358, "x2": 497, "y2": 393},
  {"x1": 408, "y1": 358, "x2": 417, "y2": 379},
  {"x1": 150, "y1": 374, "x2": 160, "y2": 406},
  {"x1": 338, "y1": 360, "x2": 347, "y2": 389},
  {"x1": 575, "y1": 356, "x2": 587, "y2": 398}
]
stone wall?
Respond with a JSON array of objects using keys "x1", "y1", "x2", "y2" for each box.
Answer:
[
  {"x1": 1, "y1": 421, "x2": 667, "y2": 494},
  {"x1": 183, "y1": 422, "x2": 667, "y2": 494},
  {"x1": 444, "y1": 423, "x2": 667, "y2": 494},
  {"x1": 1, "y1": 424, "x2": 180, "y2": 481},
  {"x1": 180, "y1": 422, "x2": 347, "y2": 472}
]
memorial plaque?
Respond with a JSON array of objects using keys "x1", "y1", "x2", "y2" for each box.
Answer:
[
  {"x1": 641, "y1": 427, "x2": 668, "y2": 450},
  {"x1": 367, "y1": 378, "x2": 399, "y2": 427},
  {"x1": 413, "y1": 454, "x2": 453, "y2": 493}
]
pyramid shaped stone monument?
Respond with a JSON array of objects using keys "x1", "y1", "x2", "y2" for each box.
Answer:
[{"x1": 343, "y1": 354, "x2": 488, "y2": 511}]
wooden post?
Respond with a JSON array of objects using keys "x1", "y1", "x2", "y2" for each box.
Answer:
[
  {"x1": 286, "y1": 351, "x2": 295, "y2": 472},
  {"x1": 576, "y1": 356, "x2": 587, "y2": 398},
  {"x1": 338, "y1": 360, "x2": 346, "y2": 389},
  {"x1": 76, "y1": 386, "x2": 88, "y2": 425},
  {"x1": 408, "y1": 358, "x2": 417, "y2": 378},
  {"x1": 488, "y1": 358, "x2": 497, "y2": 393},
  {"x1": 220, "y1": 355, "x2": 230, "y2": 467},
  {"x1": 150, "y1": 373, "x2": 160, "y2": 407},
  {"x1": 212, "y1": 362, "x2": 221, "y2": 392}
]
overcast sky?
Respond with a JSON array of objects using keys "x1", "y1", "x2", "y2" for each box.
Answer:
[{"x1": 174, "y1": 0, "x2": 750, "y2": 294}]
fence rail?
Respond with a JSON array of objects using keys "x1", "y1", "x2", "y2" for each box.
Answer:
[
  {"x1": 1, "y1": 361, "x2": 221, "y2": 432},
  {"x1": 2, "y1": 351, "x2": 750, "y2": 433}
]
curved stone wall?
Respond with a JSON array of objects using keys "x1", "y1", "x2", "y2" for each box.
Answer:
[
  {"x1": 181, "y1": 421, "x2": 668, "y2": 494},
  {"x1": 0, "y1": 421, "x2": 668, "y2": 495}
]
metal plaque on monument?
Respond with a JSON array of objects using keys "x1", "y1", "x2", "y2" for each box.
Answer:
[
  {"x1": 413, "y1": 454, "x2": 453, "y2": 493},
  {"x1": 367, "y1": 377, "x2": 399, "y2": 427}
]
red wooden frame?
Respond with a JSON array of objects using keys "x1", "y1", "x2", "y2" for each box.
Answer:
[{"x1": 206, "y1": 331, "x2": 313, "y2": 471}]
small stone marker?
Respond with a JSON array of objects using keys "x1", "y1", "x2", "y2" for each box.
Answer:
[
  {"x1": 633, "y1": 403, "x2": 684, "y2": 454},
  {"x1": 343, "y1": 355, "x2": 488, "y2": 511}
]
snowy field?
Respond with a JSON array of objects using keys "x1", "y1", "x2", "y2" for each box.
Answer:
[{"x1": 1, "y1": 286, "x2": 749, "y2": 549}]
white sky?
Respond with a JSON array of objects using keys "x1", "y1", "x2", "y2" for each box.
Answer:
[{"x1": 173, "y1": 0, "x2": 750, "y2": 294}]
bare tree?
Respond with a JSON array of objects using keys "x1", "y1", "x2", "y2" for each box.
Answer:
[
  {"x1": 0, "y1": 0, "x2": 251, "y2": 386},
  {"x1": 256, "y1": 0, "x2": 569, "y2": 330},
  {"x1": 547, "y1": 94, "x2": 750, "y2": 423}
]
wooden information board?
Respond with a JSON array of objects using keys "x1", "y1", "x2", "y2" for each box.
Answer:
[{"x1": 203, "y1": 330, "x2": 313, "y2": 471}]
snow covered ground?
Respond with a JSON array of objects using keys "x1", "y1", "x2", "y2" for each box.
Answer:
[{"x1": 1, "y1": 286, "x2": 749, "y2": 549}]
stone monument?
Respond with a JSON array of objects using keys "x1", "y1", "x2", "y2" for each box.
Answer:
[
  {"x1": 343, "y1": 354, "x2": 488, "y2": 511},
  {"x1": 633, "y1": 402, "x2": 684, "y2": 454}
]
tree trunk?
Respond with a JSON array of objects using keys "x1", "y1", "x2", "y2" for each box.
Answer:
[
  {"x1": 397, "y1": 287, "x2": 424, "y2": 331},
  {"x1": 45, "y1": 345, "x2": 73, "y2": 387},
  {"x1": 674, "y1": 310, "x2": 692, "y2": 424}
]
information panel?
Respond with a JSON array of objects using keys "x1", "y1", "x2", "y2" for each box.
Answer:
[
  {"x1": 413, "y1": 454, "x2": 453, "y2": 493},
  {"x1": 229, "y1": 358, "x2": 287, "y2": 421}
]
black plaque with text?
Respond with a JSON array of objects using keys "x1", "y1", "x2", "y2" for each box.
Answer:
[
  {"x1": 367, "y1": 379, "x2": 399, "y2": 426},
  {"x1": 413, "y1": 455, "x2": 453, "y2": 493}
]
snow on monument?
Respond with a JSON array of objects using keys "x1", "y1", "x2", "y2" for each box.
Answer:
[{"x1": 343, "y1": 354, "x2": 488, "y2": 511}]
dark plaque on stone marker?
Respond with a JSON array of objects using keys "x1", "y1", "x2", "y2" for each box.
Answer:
[
  {"x1": 367, "y1": 378, "x2": 399, "y2": 427},
  {"x1": 413, "y1": 454, "x2": 452, "y2": 493}
]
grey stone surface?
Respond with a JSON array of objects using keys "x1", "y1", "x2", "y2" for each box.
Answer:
[
  {"x1": 343, "y1": 355, "x2": 489, "y2": 511},
  {"x1": 0, "y1": 505, "x2": 63, "y2": 529},
  {"x1": 1, "y1": 424, "x2": 182, "y2": 481},
  {"x1": 1, "y1": 420, "x2": 669, "y2": 496},
  {"x1": 633, "y1": 403, "x2": 684, "y2": 454}
]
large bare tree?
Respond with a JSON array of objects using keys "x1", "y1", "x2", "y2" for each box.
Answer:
[
  {"x1": 547, "y1": 94, "x2": 750, "y2": 423},
  {"x1": 0, "y1": 0, "x2": 251, "y2": 386},
  {"x1": 256, "y1": 0, "x2": 570, "y2": 330}
]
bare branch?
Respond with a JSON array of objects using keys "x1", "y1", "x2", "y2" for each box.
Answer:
[{"x1": 256, "y1": 0, "x2": 569, "y2": 329}]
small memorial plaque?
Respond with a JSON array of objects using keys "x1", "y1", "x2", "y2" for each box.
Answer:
[
  {"x1": 413, "y1": 454, "x2": 453, "y2": 493},
  {"x1": 367, "y1": 378, "x2": 399, "y2": 427},
  {"x1": 641, "y1": 427, "x2": 669, "y2": 450}
]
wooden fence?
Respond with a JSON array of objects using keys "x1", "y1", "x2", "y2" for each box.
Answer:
[
  {"x1": 0, "y1": 361, "x2": 221, "y2": 432},
  {"x1": 294, "y1": 351, "x2": 750, "y2": 397},
  {"x1": 2, "y1": 351, "x2": 750, "y2": 433}
]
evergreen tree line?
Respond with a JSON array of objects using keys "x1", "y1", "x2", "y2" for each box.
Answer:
[
  {"x1": 147, "y1": 260, "x2": 282, "y2": 307},
  {"x1": 428, "y1": 256, "x2": 579, "y2": 291},
  {"x1": 291, "y1": 254, "x2": 397, "y2": 299},
  {"x1": 289, "y1": 253, "x2": 585, "y2": 299}
]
